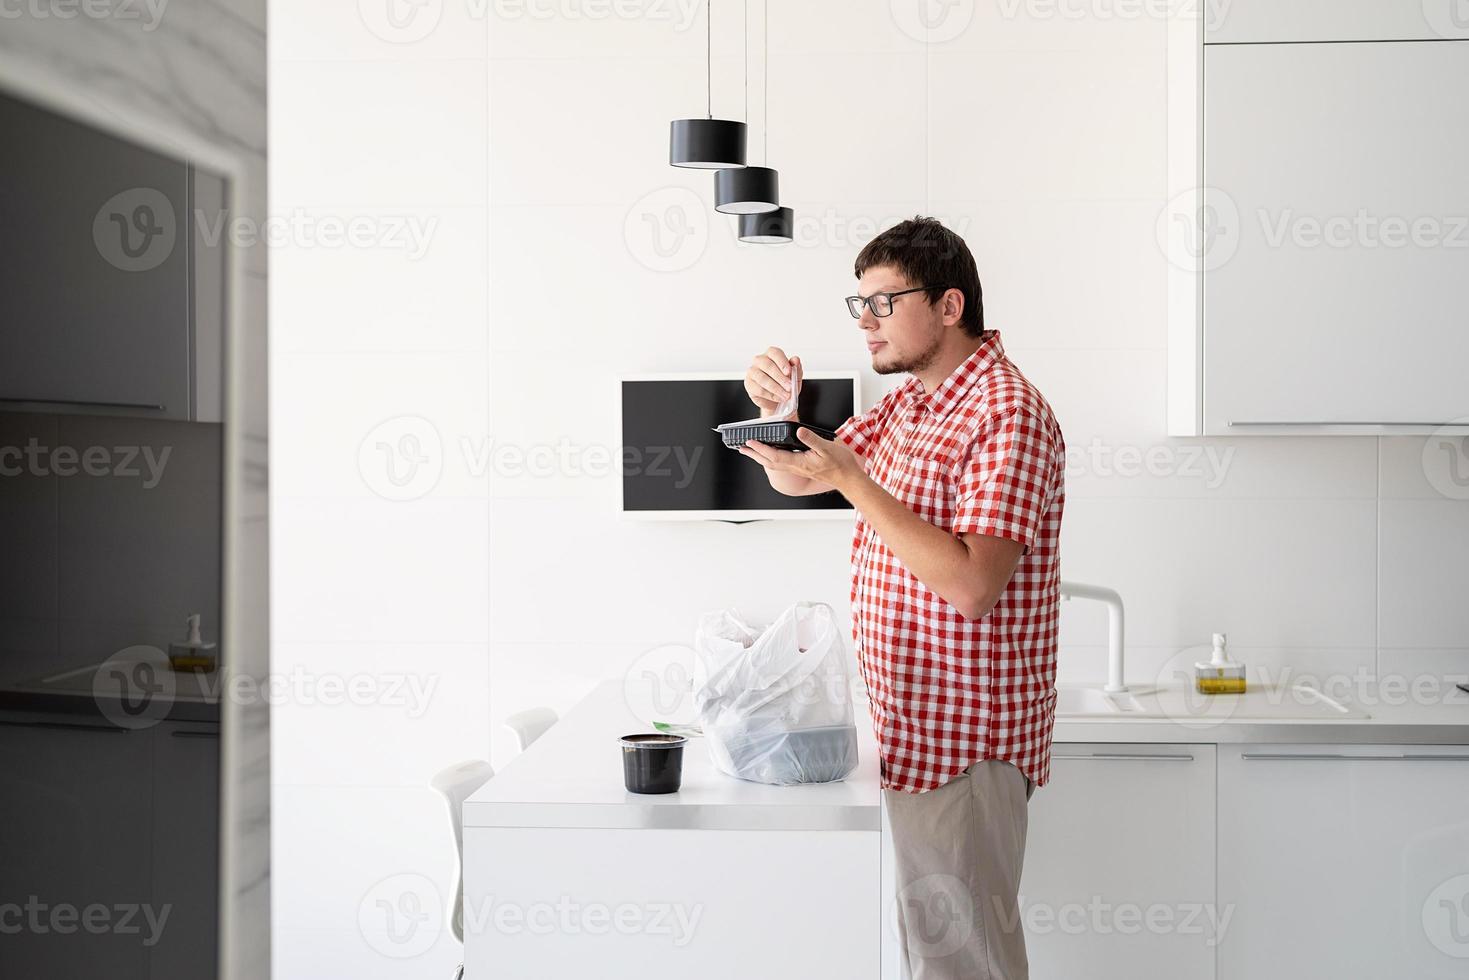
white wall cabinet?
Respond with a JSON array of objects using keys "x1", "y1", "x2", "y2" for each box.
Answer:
[
  {"x1": 1167, "y1": 4, "x2": 1469, "y2": 435},
  {"x1": 1020, "y1": 745, "x2": 1218, "y2": 980},
  {"x1": 1217, "y1": 745, "x2": 1469, "y2": 980}
]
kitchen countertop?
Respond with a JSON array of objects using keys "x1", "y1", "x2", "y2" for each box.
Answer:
[
  {"x1": 470, "y1": 674, "x2": 1469, "y2": 833},
  {"x1": 1051, "y1": 680, "x2": 1469, "y2": 745},
  {"x1": 0, "y1": 654, "x2": 221, "y2": 724},
  {"x1": 465, "y1": 679, "x2": 883, "y2": 832},
  {"x1": 465, "y1": 677, "x2": 1469, "y2": 834}
]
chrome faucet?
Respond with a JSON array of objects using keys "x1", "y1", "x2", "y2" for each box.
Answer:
[{"x1": 1059, "y1": 581, "x2": 1126, "y2": 693}]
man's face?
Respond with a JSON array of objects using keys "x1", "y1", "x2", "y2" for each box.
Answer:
[{"x1": 853, "y1": 264, "x2": 945, "y2": 376}]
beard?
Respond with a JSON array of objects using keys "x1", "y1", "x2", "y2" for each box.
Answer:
[{"x1": 873, "y1": 333, "x2": 943, "y2": 376}]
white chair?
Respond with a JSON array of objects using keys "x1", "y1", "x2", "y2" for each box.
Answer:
[
  {"x1": 430, "y1": 759, "x2": 494, "y2": 980},
  {"x1": 503, "y1": 706, "x2": 557, "y2": 754}
]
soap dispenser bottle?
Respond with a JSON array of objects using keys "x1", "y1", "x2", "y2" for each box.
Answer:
[
  {"x1": 168, "y1": 613, "x2": 219, "y2": 673},
  {"x1": 1194, "y1": 632, "x2": 1246, "y2": 695}
]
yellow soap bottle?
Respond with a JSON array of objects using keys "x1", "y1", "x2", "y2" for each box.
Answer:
[{"x1": 1194, "y1": 632, "x2": 1246, "y2": 695}]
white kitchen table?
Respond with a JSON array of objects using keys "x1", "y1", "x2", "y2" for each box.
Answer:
[{"x1": 462, "y1": 679, "x2": 885, "y2": 979}]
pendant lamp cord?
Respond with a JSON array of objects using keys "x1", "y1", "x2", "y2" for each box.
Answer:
[
  {"x1": 705, "y1": 0, "x2": 712, "y2": 118},
  {"x1": 763, "y1": 0, "x2": 768, "y2": 163}
]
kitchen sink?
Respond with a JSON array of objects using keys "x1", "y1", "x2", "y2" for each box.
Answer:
[
  {"x1": 1055, "y1": 686, "x2": 1145, "y2": 716},
  {"x1": 1054, "y1": 682, "x2": 1371, "y2": 722}
]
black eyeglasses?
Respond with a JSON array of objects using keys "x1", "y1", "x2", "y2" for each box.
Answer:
[{"x1": 845, "y1": 285, "x2": 953, "y2": 319}]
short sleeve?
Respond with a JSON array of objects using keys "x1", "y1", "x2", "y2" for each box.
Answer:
[
  {"x1": 950, "y1": 408, "x2": 1059, "y2": 552},
  {"x1": 835, "y1": 399, "x2": 890, "y2": 460}
]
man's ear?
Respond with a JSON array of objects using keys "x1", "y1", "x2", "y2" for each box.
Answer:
[{"x1": 943, "y1": 287, "x2": 965, "y2": 327}]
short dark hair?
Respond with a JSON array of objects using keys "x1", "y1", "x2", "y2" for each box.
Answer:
[{"x1": 854, "y1": 216, "x2": 984, "y2": 337}]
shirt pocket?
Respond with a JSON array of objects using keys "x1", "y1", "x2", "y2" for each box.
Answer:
[{"x1": 894, "y1": 451, "x2": 957, "y2": 526}]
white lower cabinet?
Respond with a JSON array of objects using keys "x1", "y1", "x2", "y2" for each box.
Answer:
[
  {"x1": 1021, "y1": 744, "x2": 1219, "y2": 980},
  {"x1": 1217, "y1": 745, "x2": 1469, "y2": 980}
]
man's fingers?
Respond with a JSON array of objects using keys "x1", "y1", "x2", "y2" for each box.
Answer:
[
  {"x1": 762, "y1": 347, "x2": 792, "y2": 377},
  {"x1": 753, "y1": 357, "x2": 792, "y2": 392}
]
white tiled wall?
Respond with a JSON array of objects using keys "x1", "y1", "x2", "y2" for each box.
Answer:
[
  {"x1": 267, "y1": 2, "x2": 1469, "y2": 978},
  {"x1": 482, "y1": 0, "x2": 1469, "y2": 743}
]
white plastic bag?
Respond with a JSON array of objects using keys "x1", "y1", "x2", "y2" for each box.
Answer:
[{"x1": 693, "y1": 602, "x2": 859, "y2": 786}]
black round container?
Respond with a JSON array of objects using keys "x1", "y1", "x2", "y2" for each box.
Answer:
[{"x1": 619, "y1": 733, "x2": 687, "y2": 794}]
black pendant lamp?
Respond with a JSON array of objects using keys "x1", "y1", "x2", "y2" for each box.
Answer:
[
  {"x1": 733, "y1": 0, "x2": 792, "y2": 242},
  {"x1": 669, "y1": 0, "x2": 746, "y2": 170},
  {"x1": 738, "y1": 207, "x2": 793, "y2": 244},
  {"x1": 715, "y1": 166, "x2": 778, "y2": 214}
]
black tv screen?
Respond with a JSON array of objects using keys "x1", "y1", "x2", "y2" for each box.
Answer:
[{"x1": 620, "y1": 375, "x2": 858, "y2": 516}]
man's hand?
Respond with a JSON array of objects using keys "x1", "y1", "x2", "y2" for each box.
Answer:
[
  {"x1": 744, "y1": 347, "x2": 798, "y2": 416},
  {"x1": 737, "y1": 426, "x2": 867, "y2": 496}
]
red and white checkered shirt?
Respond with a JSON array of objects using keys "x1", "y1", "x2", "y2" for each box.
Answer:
[{"x1": 836, "y1": 331, "x2": 1065, "y2": 794}]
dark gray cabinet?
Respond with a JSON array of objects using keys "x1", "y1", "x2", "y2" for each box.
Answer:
[{"x1": 0, "y1": 93, "x2": 224, "y2": 422}]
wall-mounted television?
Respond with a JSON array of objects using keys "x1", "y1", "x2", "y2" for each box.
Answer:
[{"x1": 620, "y1": 373, "x2": 860, "y2": 520}]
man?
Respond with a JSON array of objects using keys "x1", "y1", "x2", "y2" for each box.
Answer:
[{"x1": 738, "y1": 216, "x2": 1065, "y2": 980}]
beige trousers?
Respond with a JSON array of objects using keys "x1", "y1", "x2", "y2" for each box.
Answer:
[{"x1": 884, "y1": 761, "x2": 1034, "y2": 980}]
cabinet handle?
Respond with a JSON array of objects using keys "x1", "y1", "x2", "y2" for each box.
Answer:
[
  {"x1": 1228, "y1": 421, "x2": 1466, "y2": 428},
  {"x1": 0, "y1": 396, "x2": 166, "y2": 411},
  {"x1": 0, "y1": 718, "x2": 132, "y2": 733},
  {"x1": 1054, "y1": 752, "x2": 1195, "y2": 762},
  {"x1": 1241, "y1": 753, "x2": 1469, "y2": 762},
  {"x1": 169, "y1": 729, "x2": 219, "y2": 739}
]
